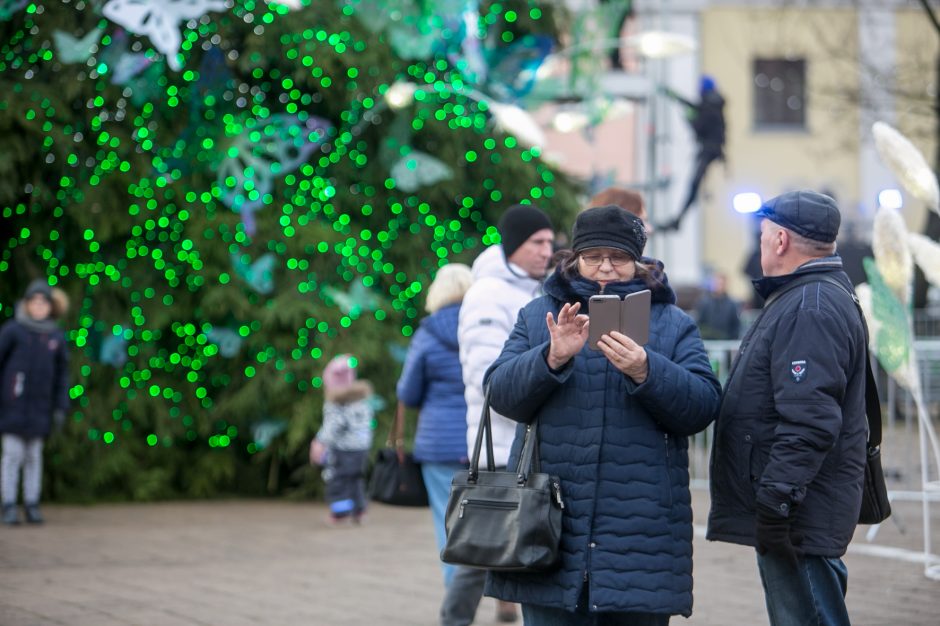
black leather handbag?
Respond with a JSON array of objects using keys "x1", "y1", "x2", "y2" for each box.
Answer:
[
  {"x1": 440, "y1": 388, "x2": 564, "y2": 572},
  {"x1": 857, "y1": 342, "x2": 891, "y2": 525},
  {"x1": 368, "y1": 401, "x2": 428, "y2": 507}
]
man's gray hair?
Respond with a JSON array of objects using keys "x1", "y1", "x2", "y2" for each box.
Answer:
[{"x1": 787, "y1": 227, "x2": 837, "y2": 256}]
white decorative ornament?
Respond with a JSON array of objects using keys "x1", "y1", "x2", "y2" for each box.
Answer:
[
  {"x1": 52, "y1": 28, "x2": 103, "y2": 63},
  {"x1": 385, "y1": 81, "x2": 418, "y2": 110},
  {"x1": 908, "y1": 232, "x2": 940, "y2": 288},
  {"x1": 622, "y1": 31, "x2": 697, "y2": 59},
  {"x1": 102, "y1": 0, "x2": 228, "y2": 72},
  {"x1": 264, "y1": 0, "x2": 303, "y2": 9},
  {"x1": 390, "y1": 152, "x2": 453, "y2": 193},
  {"x1": 872, "y1": 121, "x2": 940, "y2": 214},
  {"x1": 872, "y1": 206, "x2": 913, "y2": 305},
  {"x1": 488, "y1": 101, "x2": 545, "y2": 148}
]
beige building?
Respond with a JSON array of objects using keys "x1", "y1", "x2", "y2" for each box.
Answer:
[{"x1": 545, "y1": 1, "x2": 938, "y2": 303}]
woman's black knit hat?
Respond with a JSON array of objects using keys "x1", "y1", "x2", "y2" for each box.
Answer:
[{"x1": 572, "y1": 205, "x2": 647, "y2": 259}]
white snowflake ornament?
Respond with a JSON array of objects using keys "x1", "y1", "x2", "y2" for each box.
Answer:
[
  {"x1": 908, "y1": 232, "x2": 940, "y2": 288},
  {"x1": 871, "y1": 206, "x2": 913, "y2": 305},
  {"x1": 872, "y1": 121, "x2": 940, "y2": 214},
  {"x1": 102, "y1": 0, "x2": 228, "y2": 71}
]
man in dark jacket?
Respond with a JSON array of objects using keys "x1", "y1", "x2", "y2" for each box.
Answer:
[
  {"x1": 707, "y1": 191, "x2": 868, "y2": 626},
  {"x1": 659, "y1": 75, "x2": 726, "y2": 232}
]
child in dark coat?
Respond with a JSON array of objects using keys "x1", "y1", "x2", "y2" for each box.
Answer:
[
  {"x1": 309, "y1": 354, "x2": 374, "y2": 525},
  {"x1": 0, "y1": 279, "x2": 70, "y2": 525}
]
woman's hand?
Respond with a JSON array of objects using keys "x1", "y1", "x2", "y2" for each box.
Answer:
[
  {"x1": 546, "y1": 302, "x2": 589, "y2": 370},
  {"x1": 598, "y1": 331, "x2": 649, "y2": 383}
]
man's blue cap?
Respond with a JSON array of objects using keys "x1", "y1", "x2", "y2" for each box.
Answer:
[
  {"x1": 755, "y1": 190, "x2": 841, "y2": 243},
  {"x1": 700, "y1": 75, "x2": 716, "y2": 93}
]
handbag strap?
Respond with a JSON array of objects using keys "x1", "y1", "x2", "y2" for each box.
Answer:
[
  {"x1": 809, "y1": 276, "x2": 883, "y2": 448},
  {"x1": 468, "y1": 385, "x2": 541, "y2": 483},
  {"x1": 386, "y1": 400, "x2": 408, "y2": 461},
  {"x1": 768, "y1": 274, "x2": 882, "y2": 447},
  {"x1": 468, "y1": 386, "x2": 497, "y2": 480}
]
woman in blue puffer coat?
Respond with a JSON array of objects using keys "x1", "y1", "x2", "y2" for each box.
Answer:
[
  {"x1": 483, "y1": 206, "x2": 721, "y2": 624},
  {"x1": 396, "y1": 263, "x2": 473, "y2": 587}
]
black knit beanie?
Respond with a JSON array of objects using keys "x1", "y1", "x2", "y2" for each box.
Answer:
[
  {"x1": 497, "y1": 204, "x2": 553, "y2": 259},
  {"x1": 24, "y1": 278, "x2": 52, "y2": 303},
  {"x1": 572, "y1": 205, "x2": 647, "y2": 259}
]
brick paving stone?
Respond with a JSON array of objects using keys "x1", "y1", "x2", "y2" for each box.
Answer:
[{"x1": 0, "y1": 493, "x2": 936, "y2": 625}]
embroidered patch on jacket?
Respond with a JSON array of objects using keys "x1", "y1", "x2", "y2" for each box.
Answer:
[{"x1": 790, "y1": 360, "x2": 807, "y2": 383}]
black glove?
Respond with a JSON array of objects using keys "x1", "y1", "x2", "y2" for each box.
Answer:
[{"x1": 755, "y1": 503, "x2": 804, "y2": 568}]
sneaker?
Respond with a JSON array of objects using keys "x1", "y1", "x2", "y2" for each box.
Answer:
[
  {"x1": 24, "y1": 504, "x2": 43, "y2": 525},
  {"x1": 326, "y1": 514, "x2": 352, "y2": 527},
  {"x1": 2, "y1": 504, "x2": 20, "y2": 526}
]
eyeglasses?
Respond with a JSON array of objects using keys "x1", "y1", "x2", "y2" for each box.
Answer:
[{"x1": 579, "y1": 252, "x2": 633, "y2": 267}]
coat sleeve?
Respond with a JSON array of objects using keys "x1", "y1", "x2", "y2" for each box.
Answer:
[
  {"x1": 483, "y1": 307, "x2": 573, "y2": 424},
  {"x1": 54, "y1": 332, "x2": 70, "y2": 413},
  {"x1": 628, "y1": 312, "x2": 721, "y2": 437},
  {"x1": 396, "y1": 328, "x2": 429, "y2": 409},
  {"x1": 757, "y1": 308, "x2": 853, "y2": 512},
  {"x1": 458, "y1": 281, "x2": 516, "y2": 394},
  {"x1": 0, "y1": 322, "x2": 15, "y2": 370}
]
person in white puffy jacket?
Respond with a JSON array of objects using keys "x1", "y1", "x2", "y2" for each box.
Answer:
[{"x1": 441, "y1": 203, "x2": 554, "y2": 626}]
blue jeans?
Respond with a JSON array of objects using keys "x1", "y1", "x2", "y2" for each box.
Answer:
[
  {"x1": 756, "y1": 551, "x2": 850, "y2": 626},
  {"x1": 422, "y1": 461, "x2": 465, "y2": 587},
  {"x1": 522, "y1": 586, "x2": 670, "y2": 626}
]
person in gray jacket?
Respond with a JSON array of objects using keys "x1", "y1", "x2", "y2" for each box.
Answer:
[
  {"x1": 707, "y1": 191, "x2": 868, "y2": 626},
  {"x1": 443, "y1": 203, "x2": 554, "y2": 625}
]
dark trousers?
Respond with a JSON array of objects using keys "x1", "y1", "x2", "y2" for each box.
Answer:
[
  {"x1": 324, "y1": 449, "x2": 368, "y2": 517},
  {"x1": 440, "y1": 565, "x2": 486, "y2": 626},
  {"x1": 681, "y1": 149, "x2": 722, "y2": 214}
]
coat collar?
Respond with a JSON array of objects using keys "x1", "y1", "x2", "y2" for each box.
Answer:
[{"x1": 752, "y1": 255, "x2": 845, "y2": 300}]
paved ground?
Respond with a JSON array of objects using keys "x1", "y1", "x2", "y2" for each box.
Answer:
[{"x1": 0, "y1": 490, "x2": 937, "y2": 626}]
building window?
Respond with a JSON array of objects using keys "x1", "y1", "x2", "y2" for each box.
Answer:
[{"x1": 753, "y1": 59, "x2": 806, "y2": 129}]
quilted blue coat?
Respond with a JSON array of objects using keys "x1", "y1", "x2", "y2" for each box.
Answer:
[
  {"x1": 396, "y1": 303, "x2": 468, "y2": 463},
  {"x1": 483, "y1": 262, "x2": 721, "y2": 617}
]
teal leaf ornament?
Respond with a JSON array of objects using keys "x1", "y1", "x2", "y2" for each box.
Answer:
[
  {"x1": 251, "y1": 418, "x2": 287, "y2": 450},
  {"x1": 231, "y1": 252, "x2": 276, "y2": 295},
  {"x1": 205, "y1": 327, "x2": 243, "y2": 358},
  {"x1": 0, "y1": 0, "x2": 28, "y2": 21},
  {"x1": 102, "y1": 0, "x2": 228, "y2": 72},
  {"x1": 53, "y1": 28, "x2": 104, "y2": 64},
  {"x1": 321, "y1": 282, "x2": 380, "y2": 316},
  {"x1": 100, "y1": 331, "x2": 129, "y2": 368},
  {"x1": 367, "y1": 395, "x2": 387, "y2": 413},
  {"x1": 863, "y1": 257, "x2": 912, "y2": 374},
  {"x1": 217, "y1": 114, "x2": 333, "y2": 216},
  {"x1": 390, "y1": 151, "x2": 453, "y2": 192},
  {"x1": 387, "y1": 342, "x2": 409, "y2": 365}
]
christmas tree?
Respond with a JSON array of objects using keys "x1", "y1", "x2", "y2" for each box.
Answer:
[{"x1": 0, "y1": 0, "x2": 581, "y2": 500}]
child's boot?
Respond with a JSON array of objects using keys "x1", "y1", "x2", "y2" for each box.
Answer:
[
  {"x1": 24, "y1": 503, "x2": 43, "y2": 525},
  {"x1": 2, "y1": 503, "x2": 20, "y2": 525}
]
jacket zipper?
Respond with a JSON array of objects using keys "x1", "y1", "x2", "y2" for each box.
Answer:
[{"x1": 458, "y1": 499, "x2": 519, "y2": 519}]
